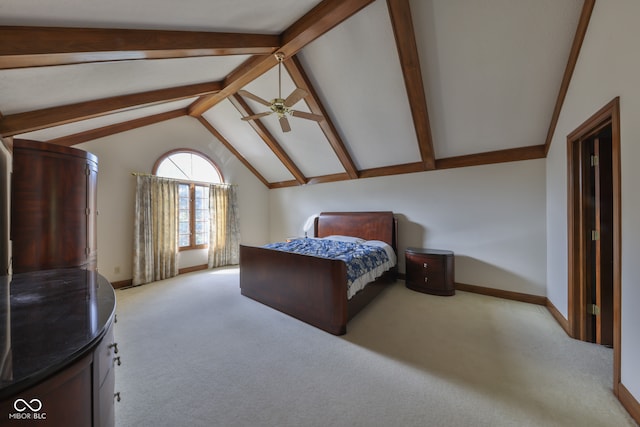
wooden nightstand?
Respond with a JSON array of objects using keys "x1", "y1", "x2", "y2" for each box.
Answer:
[{"x1": 405, "y1": 248, "x2": 455, "y2": 296}]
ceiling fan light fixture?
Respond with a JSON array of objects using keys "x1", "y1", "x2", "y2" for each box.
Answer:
[{"x1": 237, "y1": 52, "x2": 324, "y2": 132}]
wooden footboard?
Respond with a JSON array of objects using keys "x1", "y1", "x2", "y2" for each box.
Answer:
[
  {"x1": 240, "y1": 211, "x2": 398, "y2": 335},
  {"x1": 240, "y1": 244, "x2": 349, "y2": 335}
]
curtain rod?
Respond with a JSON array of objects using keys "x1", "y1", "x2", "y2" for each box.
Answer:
[{"x1": 131, "y1": 172, "x2": 236, "y2": 187}]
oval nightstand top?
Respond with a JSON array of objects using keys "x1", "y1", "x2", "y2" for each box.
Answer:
[{"x1": 405, "y1": 247, "x2": 454, "y2": 256}]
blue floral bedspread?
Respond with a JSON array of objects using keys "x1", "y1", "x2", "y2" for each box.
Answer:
[{"x1": 263, "y1": 238, "x2": 391, "y2": 292}]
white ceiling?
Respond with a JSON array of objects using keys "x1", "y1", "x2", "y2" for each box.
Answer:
[
  {"x1": 0, "y1": 0, "x2": 586, "y2": 186},
  {"x1": 0, "y1": 0, "x2": 320, "y2": 33},
  {"x1": 414, "y1": 0, "x2": 582, "y2": 158}
]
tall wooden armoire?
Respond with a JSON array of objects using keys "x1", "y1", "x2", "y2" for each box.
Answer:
[{"x1": 10, "y1": 139, "x2": 98, "y2": 273}]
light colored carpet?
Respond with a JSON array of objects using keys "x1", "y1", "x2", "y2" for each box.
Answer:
[{"x1": 113, "y1": 267, "x2": 636, "y2": 427}]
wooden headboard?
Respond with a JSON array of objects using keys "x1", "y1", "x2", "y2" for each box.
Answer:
[{"x1": 314, "y1": 211, "x2": 397, "y2": 252}]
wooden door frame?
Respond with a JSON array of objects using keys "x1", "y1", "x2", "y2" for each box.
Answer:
[{"x1": 567, "y1": 96, "x2": 621, "y2": 395}]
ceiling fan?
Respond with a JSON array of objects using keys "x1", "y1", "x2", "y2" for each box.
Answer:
[{"x1": 238, "y1": 52, "x2": 324, "y2": 133}]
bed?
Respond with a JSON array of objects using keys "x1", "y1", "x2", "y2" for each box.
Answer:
[{"x1": 239, "y1": 211, "x2": 398, "y2": 335}]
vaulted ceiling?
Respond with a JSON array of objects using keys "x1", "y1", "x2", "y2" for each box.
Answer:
[{"x1": 0, "y1": 0, "x2": 593, "y2": 188}]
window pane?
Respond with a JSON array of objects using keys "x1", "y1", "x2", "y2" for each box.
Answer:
[
  {"x1": 195, "y1": 210, "x2": 207, "y2": 222},
  {"x1": 172, "y1": 153, "x2": 194, "y2": 178},
  {"x1": 195, "y1": 233, "x2": 208, "y2": 245},
  {"x1": 179, "y1": 235, "x2": 190, "y2": 247},
  {"x1": 198, "y1": 196, "x2": 207, "y2": 208},
  {"x1": 191, "y1": 156, "x2": 221, "y2": 183},
  {"x1": 156, "y1": 152, "x2": 222, "y2": 184},
  {"x1": 194, "y1": 185, "x2": 209, "y2": 246},
  {"x1": 179, "y1": 222, "x2": 190, "y2": 234}
]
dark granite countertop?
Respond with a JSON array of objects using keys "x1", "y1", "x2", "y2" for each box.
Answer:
[{"x1": 0, "y1": 269, "x2": 116, "y2": 400}]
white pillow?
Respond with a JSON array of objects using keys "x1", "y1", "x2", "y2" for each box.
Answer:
[
  {"x1": 362, "y1": 239, "x2": 387, "y2": 247},
  {"x1": 322, "y1": 235, "x2": 365, "y2": 244}
]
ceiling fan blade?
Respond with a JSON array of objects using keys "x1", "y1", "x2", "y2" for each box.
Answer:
[
  {"x1": 279, "y1": 116, "x2": 291, "y2": 133},
  {"x1": 237, "y1": 90, "x2": 272, "y2": 107},
  {"x1": 284, "y1": 88, "x2": 308, "y2": 107},
  {"x1": 241, "y1": 111, "x2": 272, "y2": 121},
  {"x1": 290, "y1": 110, "x2": 324, "y2": 122}
]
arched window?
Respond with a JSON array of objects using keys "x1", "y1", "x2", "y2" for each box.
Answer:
[
  {"x1": 154, "y1": 150, "x2": 223, "y2": 183},
  {"x1": 153, "y1": 150, "x2": 223, "y2": 250}
]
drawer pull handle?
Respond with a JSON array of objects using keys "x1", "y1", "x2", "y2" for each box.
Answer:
[
  {"x1": 424, "y1": 277, "x2": 428, "y2": 283},
  {"x1": 113, "y1": 356, "x2": 122, "y2": 367},
  {"x1": 114, "y1": 392, "x2": 121, "y2": 403},
  {"x1": 423, "y1": 263, "x2": 428, "y2": 268},
  {"x1": 108, "y1": 343, "x2": 119, "y2": 354}
]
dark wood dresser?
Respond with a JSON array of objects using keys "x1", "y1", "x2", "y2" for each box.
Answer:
[
  {"x1": 0, "y1": 269, "x2": 117, "y2": 427},
  {"x1": 405, "y1": 248, "x2": 455, "y2": 296}
]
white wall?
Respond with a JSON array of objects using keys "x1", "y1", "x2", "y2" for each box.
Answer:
[
  {"x1": 0, "y1": 141, "x2": 10, "y2": 275},
  {"x1": 270, "y1": 159, "x2": 547, "y2": 296},
  {"x1": 546, "y1": 0, "x2": 640, "y2": 402},
  {"x1": 77, "y1": 115, "x2": 269, "y2": 283}
]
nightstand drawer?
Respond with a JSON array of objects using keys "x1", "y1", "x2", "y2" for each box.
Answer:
[
  {"x1": 410, "y1": 254, "x2": 444, "y2": 274},
  {"x1": 405, "y1": 248, "x2": 455, "y2": 296},
  {"x1": 406, "y1": 253, "x2": 443, "y2": 282}
]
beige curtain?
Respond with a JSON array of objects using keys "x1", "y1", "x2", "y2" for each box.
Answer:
[
  {"x1": 132, "y1": 175, "x2": 180, "y2": 286},
  {"x1": 208, "y1": 184, "x2": 240, "y2": 268}
]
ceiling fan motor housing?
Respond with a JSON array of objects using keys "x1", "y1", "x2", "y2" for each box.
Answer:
[{"x1": 270, "y1": 99, "x2": 289, "y2": 117}]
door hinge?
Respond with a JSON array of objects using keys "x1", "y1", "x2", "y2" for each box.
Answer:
[
  {"x1": 587, "y1": 304, "x2": 601, "y2": 316},
  {"x1": 591, "y1": 230, "x2": 600, "y2": 241},
  {"x1": 591, "y1": 155, "x2": 599, "y2": 167}
]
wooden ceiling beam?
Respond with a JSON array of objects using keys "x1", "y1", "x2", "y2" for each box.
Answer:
[
  {"x1": 187, "y1": 53, "x2": 275, "y2": 117},
  {"x1": 228, "y1": 94, "x2": 307, "y2": 185},
  {"x1": 264, "y1": 145, "x2": 547, "y2": 187},
  {"x1": 269, "y1": 180, "x2": 301, "y2": 189},
  {"x1": 47, "y1": 109, "x2": 187, "y2": 147},
  {"x1": 196, "y1": 116, "x2": 271, "y2": 188},
  {"x1": 543, "y1": 0, "x2": 595, "y2": 155},
  {"x1": 0, "y1": 26, "x2": 280, "y2": 69},
  {"x1": 387, "y1": 0, "x2": 435, "y2": 170},
  {"x1": 435, "y1": 145, "x2": 546, "y2": 170},
  {"x1": 279, "y1": 0, "x2": 375, "y2": 56},
  {"x1": 272, "y1": 145, "x2": 546, "y2": 187},
  {"x1": 359, "y1": 162, "x2": 425, "y2": 179},
  {"x1": 0, "y1": 81, "x2": 221, "y2": 137},
  {"x1": 188, "y1": 0, "x2": 376, "y2": 116},
  {"x1": 284, "y1": 55, "x2": 359, "y2": 179}
]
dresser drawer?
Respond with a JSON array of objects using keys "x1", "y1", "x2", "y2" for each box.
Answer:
[
  {"x1": 96, "y1": 362, "x2": 116, "y2": 427},
  {"x1": 95, "y1": 323, "x2": 116, "y2": 388}
]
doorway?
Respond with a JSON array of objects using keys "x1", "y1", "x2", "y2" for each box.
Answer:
[
  {"x1": 567, "y1": 97, "x2": 621, "y2": 394},
  {"x1": 574, "y1": 125, "x2": 613, "y2": 345}
]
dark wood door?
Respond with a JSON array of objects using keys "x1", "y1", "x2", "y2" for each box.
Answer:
[{"x1": 583, "y1": 127, "x2": 614, "y2": 346}]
